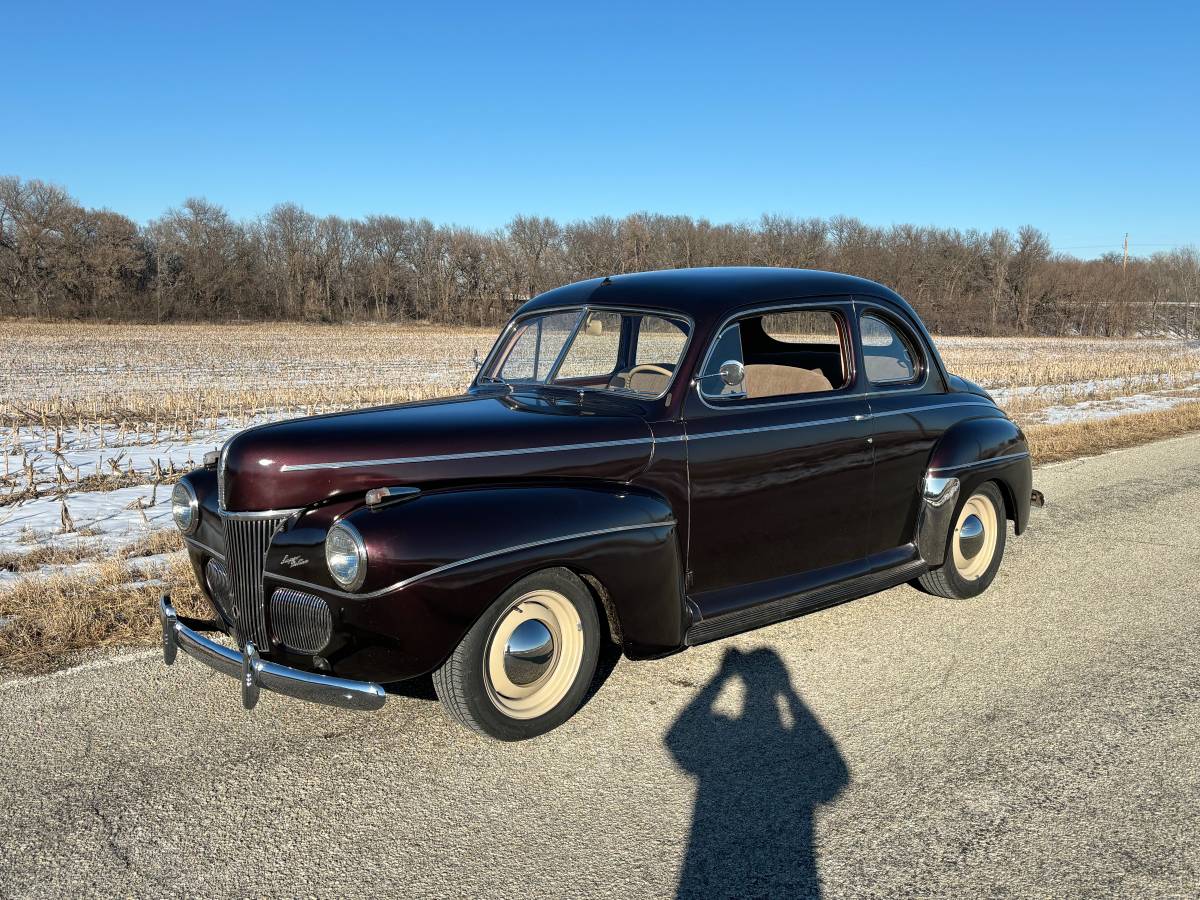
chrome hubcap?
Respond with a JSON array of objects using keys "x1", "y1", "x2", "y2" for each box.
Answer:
[
  {"x1": 958, "y1": 514, "x2": 985, "y2": 559},
  {"x1": 503, "y1": 619, "x2": 555, "y2": 686}
]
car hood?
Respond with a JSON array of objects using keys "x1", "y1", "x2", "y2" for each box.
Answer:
[{"x1": 218, "y1": 391, "x2": 654, "y2": 512}]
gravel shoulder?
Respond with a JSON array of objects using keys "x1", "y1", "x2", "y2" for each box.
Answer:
[{"x1": 0, "y1": 434, "x2": 1197, "y2": 898}]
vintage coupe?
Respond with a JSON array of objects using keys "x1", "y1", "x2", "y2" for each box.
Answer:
[{"x1": 161, "y1": 267, "x2": 1039, "y2": 740}]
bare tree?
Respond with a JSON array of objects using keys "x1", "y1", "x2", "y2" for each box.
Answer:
[{"x1": 0, "y1": 174, "x2": 1192, "y2": 337}]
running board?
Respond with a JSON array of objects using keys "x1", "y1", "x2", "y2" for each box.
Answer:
[{"x1": 684, "y1": 559, "x2": 927, "y2": 646}]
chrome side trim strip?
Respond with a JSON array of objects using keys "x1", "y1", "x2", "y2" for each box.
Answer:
[
  {"x1": 274, "y1": 401, "x2": 998, "y2": 472},
  {"x1": 278, "y1": 438, "x2": 655, "y2": 472},
  {"x1": 871, "y1": 400, "x2": 994, "y2": 418},
  {"x1": 667, "y1": 401, "x2": 991, "y2": 443},
  {"x1": 184, "y1": 536, "x2": 225, "y2": 560},
  {"x1": 927, "y1": 451, "x2": 1030, "y2": 475},
  {"x1": 686, "y1": 415, "x2": 856, "y2": 441},
  {"x1": 266, "y1": 519, "x2": 678, "y2": 600}
]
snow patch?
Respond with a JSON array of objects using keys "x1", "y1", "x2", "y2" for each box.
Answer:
[
  {"x1": 1027, "y1": 392, "x2": 1200, "y2": 425},
  {"x1": 988, "y1": 371, "x2": 1200, "y2": 403},
  {"x1": 0, "y1": 483, "x2": 172, "y2": 557}
]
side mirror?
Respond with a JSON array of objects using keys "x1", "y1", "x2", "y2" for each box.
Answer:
[
  {"x1": 718, "y1": 360, "x2": 745, "y2": 387},
  {"x1": 695, "y1": 359, "x2": 746, "y2": 397}
]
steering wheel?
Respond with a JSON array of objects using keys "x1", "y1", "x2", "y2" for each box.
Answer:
[{"x1": 625, "y1": 364, "x2": 673, "y2": 379}]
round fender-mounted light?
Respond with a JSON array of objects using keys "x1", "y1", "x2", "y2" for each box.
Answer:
[
  {"x1": 171, "y1": 480, "x2": 199, "y2": 534},
  {"x1": 325, "y1": 521, "x2": 367, "y2": 590}
]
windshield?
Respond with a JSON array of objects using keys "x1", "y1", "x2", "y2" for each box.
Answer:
[{"x1": 480, "y1": 307, "x2": 690, "y2": 398}]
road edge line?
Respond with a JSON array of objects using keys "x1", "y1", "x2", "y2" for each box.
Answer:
[{"x1": 0, "y1": 648, "x2": 158, "y2": 692}]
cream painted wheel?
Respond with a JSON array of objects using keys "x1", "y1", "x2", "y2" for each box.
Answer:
[
  {"x1": 432, "y1": 568, "x2": 602, "y2": 740},
  {"x1": 484, "y1": 589, "x2": 584, "y2": 720},
  {"x1": 917, "y1": 480, "x2": 1007, "y2": 600},
  {"x1": 951, "y1": 492, "x2": 1000, "y2": 581}
]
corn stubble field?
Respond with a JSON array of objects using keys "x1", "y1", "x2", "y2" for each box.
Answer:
[{"x1": 3, "y1": 320, "x2": 1200, "y2": 673}]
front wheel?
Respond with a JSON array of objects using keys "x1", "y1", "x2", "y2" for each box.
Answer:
[
  {"x1": 432, "y1": 568, "x2": 601, "y2": 741},
  {"x1": 917, "y1": 481, "x2": 1007, "y2": 599}
]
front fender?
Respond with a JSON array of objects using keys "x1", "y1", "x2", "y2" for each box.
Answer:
[
  {"x1": 917, "y1": 415, "x2": 1033, "y2": 566},
  {"x1": 265, "y1": 484, "x2": 684, "y2": 680}
]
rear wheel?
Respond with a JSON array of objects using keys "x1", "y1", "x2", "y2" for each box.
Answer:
[
  {"x1": 432, "y1": 568, "x2": 600, "y2": 740},
  {"x1": 918, "y1": 481, "x2": 1007, "y2": 599}
]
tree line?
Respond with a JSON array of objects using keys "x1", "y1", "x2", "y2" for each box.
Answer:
[{"x1": 2, "y1": 175, "x2": 1197, "y2": 336}]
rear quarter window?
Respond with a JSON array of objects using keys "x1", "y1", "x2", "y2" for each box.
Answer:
[{"x1": 861, "y1": 313, "x2": 919, "y2": 384}]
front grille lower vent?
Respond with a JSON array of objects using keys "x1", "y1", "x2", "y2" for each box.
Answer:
[
  {"x1": 270, "y1": 588, "x2": 333, "y2": 654},
  {"x1": 223, "y1": 515, "x2": 287, "y2": 648}
]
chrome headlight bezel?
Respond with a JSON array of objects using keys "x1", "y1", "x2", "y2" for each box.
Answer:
[
  {"x1": 325, "y1": 520, "x2": 367, "y2": 591},
  {"x1": 171, "y1": 479, "x2": 199, "y2": 535}
]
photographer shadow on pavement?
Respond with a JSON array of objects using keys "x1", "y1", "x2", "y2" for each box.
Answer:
[{"x1": 665, "y1": 646, "x2": 849, "y2": 899}]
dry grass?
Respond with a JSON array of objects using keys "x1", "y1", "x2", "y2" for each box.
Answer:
[
  {"x1": 0, "y1": 552, "x2": 207, "y2": 674},
  {"x1": 0, "y1": 539, "x2": 103, "y2": 573},
  {"x1": 117, "y1": 528, "x2": 184, "y2": 559},
  {"x1": 1024, "y1": 400, "x2": 1200, "y2": 464}
]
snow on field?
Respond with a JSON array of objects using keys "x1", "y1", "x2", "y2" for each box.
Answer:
[
  {"x1": 988, "y1": 371, "x2": 1200, "y2": 404},
  {"x1": 0, "y1": 483, "x2": 172, "y2": 554},
  {"x1": 0, "y1": 480, "x2": 192, "y2": 589},
  {"x1": 0, "y1": 422, "x2": 278, "y2": 588},
  {"x1": 1, "y1": 415, "x2": 280, "y2": 496},
  {"x1": 0, "y1": 413, "x2": 301, "y2": 589},
  {"x1": 1024, "y1": 386, "x2": 1200, "y2": 425}
]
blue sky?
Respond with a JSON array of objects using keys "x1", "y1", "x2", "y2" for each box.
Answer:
[{"x1": 4, "y1": 1, "x2": 1197, "y2": 256}]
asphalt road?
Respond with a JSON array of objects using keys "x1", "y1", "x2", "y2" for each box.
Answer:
[{"x1": 2, "y1": 434, "x2": 1198, "y2": 898}]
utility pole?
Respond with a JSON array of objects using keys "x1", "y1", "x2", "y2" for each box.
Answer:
[{"x1": 1122, "y1": 233, "x2": 1129, "y2": 274}]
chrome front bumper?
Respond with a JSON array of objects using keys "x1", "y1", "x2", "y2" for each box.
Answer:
[{"x1": 159, "y1": 596, "x2": 387, "y2": 712}]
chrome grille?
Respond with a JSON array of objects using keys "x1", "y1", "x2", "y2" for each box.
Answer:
[
  {"x1": 222, "y1": 515, "x2": 286, "y2": 648},
  {"x1": 204, "y1": 558, "x2": 229, "y2": 604},
  {"x1": 270, "y1": 588, "x2": 333, "y2": 654},
  {"x1": 217, "y1": 442, "x2": 229, "y2": 507}
]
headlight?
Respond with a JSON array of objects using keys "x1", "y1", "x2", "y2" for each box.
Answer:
[
  {"x1": 325, "y1": 521, "x2": 367, "y2": 590},
  {"x1": 171, "y1": 480, "x2": 199, "y2": 534}
]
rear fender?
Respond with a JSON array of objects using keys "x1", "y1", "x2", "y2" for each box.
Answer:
[{"x1": 917, "y1": 415, "x2": 1033, "y2": 566}]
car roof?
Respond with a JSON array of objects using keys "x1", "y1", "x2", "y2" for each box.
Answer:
[{"x1": 515, "y1": 266, "x2": 916, "y2": 327}]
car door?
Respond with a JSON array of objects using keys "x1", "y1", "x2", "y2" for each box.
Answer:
[
  {"x1": 856, "y1": 300, "x2": 967, "y2": 556},
  {"x1": 683, "y1": 300, "x2": 875, "y2": 604}
]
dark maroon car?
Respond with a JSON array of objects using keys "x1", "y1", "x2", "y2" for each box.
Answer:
[{"x1": 161, "y1": 267, "x2": 1039, "y2": 740}]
